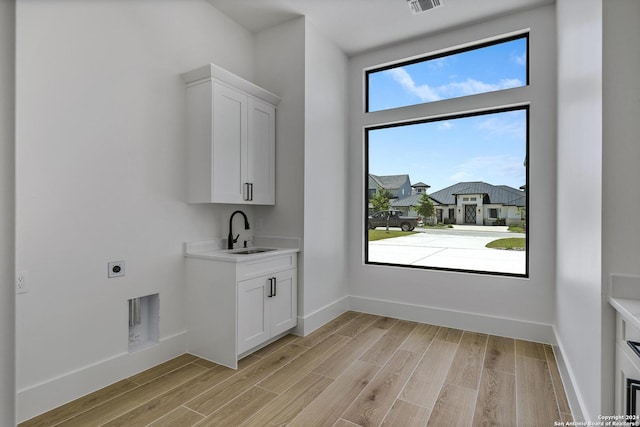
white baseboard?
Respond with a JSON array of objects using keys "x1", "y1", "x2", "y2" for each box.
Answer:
[
  {"x1": 294, "y1": 295, "x2": 350, "y2": 336},
  {"x1": 553, "y1": 327, "x2": 587, "y2": 422},
  {"x1": 349, "y1": 295, "x2": 557, "y2": 344},
  {"x1": 17, "y1": 331, "x2": 187, "y2": 423}
]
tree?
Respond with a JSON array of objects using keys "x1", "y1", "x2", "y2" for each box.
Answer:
[
  {"x1": 371, "y1": 186, "x2": 393, "y2": 212},
  {"x1": 415, "y1": 192, "x2": 435, "y2": 223}
]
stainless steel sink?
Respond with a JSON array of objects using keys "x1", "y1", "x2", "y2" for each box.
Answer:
[{"x1": 230, "y1": 248, "x2": 277, "y2": 255}]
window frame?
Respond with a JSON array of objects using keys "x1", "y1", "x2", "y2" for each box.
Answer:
[{"x1": 363, "y1": 49, "x2": 531, "y2": 277}]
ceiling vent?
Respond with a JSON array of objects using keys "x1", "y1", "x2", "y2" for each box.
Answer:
[{"x1": 407, "y1": 0, "x2": 443, "y2": 15}]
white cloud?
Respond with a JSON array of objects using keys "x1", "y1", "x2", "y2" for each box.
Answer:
[
  {"x1": 477, "y1": 113, "x2": 526, "y2": 140},
  {"x1": 385, "y1": 68, "x2": 523, "y2": 103},
  {"x1": 513, "y1": 52, "x2": 527, "y2": 66},
  {"x1": 385, "y1": 68, "x2": 441, "y2": 102},
  {"x1": 438, "y1": 121, "x2": 453, "y2": 131},
  {"x1": 438, "y1": 78, "x2": 523, "y2": 97}
]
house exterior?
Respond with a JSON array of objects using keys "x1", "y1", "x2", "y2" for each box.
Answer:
[
  {"x1": 429, "y1": 181, "x2": 526, "y2": 226},
  {"x1": 368, "y1": 174, "x2": 412, "y2": 200}
]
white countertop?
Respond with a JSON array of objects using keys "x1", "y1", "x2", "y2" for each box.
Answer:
[
  {"x1": 609, "y1": 274, "x2": 640, "y2": 331},
  {"x1": 184, "y1": 237, "x2": 300, "y2": 263},
  {"x1": 610, "y1": 298, "x2": 640, "y2": 331}
]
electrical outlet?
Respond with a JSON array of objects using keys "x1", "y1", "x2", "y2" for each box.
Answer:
[
  {"x1": 108, "y1": 261, "x2": 125, "y2": 278},
  {"x1": 16, "y1": 271, "x2": 28, "y2": 294}
]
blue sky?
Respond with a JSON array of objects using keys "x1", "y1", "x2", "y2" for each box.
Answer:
[{"x1": 367, "y1": 38, "x2": 527, "y2": 192}]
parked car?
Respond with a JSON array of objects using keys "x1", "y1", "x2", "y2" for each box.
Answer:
[{"x1": 368, "y1": 210, "x2": 419, "y2": 231}]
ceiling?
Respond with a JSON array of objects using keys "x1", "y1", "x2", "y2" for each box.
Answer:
[{"x1": 207, "y1": 0, "x2": 554, "y2": 56}]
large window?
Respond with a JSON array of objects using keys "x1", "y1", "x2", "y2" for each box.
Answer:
[{"x1": 364, "y1": 35, "x2": 529, "y2": 277}]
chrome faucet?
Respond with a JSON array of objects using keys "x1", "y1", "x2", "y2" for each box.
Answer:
[{"x1": 227, "y1": 210, "x2": 250, "y2": 249}]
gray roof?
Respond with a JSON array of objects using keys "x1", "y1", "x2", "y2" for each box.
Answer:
[
  {"x1": 369, "y1": 174, "x2": 410, "y2": 190},
  {"x1": 390, "y1": 194, "x2": 424, "y2": 208},
  {"x1": 412, "y1": 181, "x2": 430, "y2": 188},
  {"x1": 429, "y1": 181, "x2": 525, "y2": 207}
]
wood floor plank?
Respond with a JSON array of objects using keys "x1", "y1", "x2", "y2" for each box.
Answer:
[
  {"x1": 335, "y1": 313, "x2": 380, "y2": 338},
  {"x1": 359, "y1": 320, "x2": 417, "y2": 366},
  {"x1": 342, "y1": 350, "x2": 422, "y2": 427},
  {"x1": 435, "y1": 327, "x2": 464, "y2": 344},
  {"x1": 381, "y1": 399, "x2": 430, "y2": 427},
  {"x1": 184, "y1": 343, "x2": 307, "y2": 416},
  {"x1": 369, "y1": 316, "x2": 398, "y2": 330},
  {"x1": 147, "y1": 406, "x2": 204, "y2": 427},
  {"x1": 484, "y1": 335, "x2": 515, "y2": 374},
  {"x1": 334, "y1": 419, "x2": 362, "y2": 427},
  {"x1": 102, "y1": 358, "x2": 257, "y2": 427},
  {"x1": 400, "y1": 323, "x2": 440, "y2": 354},
  {"x1": 251, "y1": 334, "x2": 299, "y2": 358},
  {"x1": 288, "y1": 360, "x2": 380, "y2": 427},
  {"x1": 427, "y1": 383, "x2": 477, "y2": 427},
  {"x1": 516, "y1": 356, "x2": 560, "y2": 427},
  {"x1": 57, "y1": 363, "x2": 207, "y2": 427},
  {"x1": 515, "y1": 339, "x2": 546, "y2": 360},
  {"x1": 18, "y1": 379, "x2": 139, "y2": 427},
  {"x1": 243, "y1": 373, "x2": 333, "y2": 427},
  {"x1": 444, "y1": 332, "x2": 488, "y2": 390},
  {"x1": 544, "y1": 345, "x2": 572, "y2": 414},
  {"x1": 313, "y1": 326, "x2": 387, "y2": 379},
  {"x1": 400, "y1": 339, "x2": 458, "y2": 408},
  {"x1": 296, "y1": 311, "x2": 360, "y2": 347},
  {"x1": 128, "y1": 353, "x2": 199, "y2": 385},
  {"x1": 191, "y1": 357, "x2": 220, "y2": 370},
  {"x1": 562, "y1": 412, "x2": 574, "y2": 423},
  {"x1": 259, "y1": 333, "x2": 349, "y2": 394},
  {"x1": 471, "y1": 368, "x2": 516, "y2": 427},
  {"x1": 197, "y1": 387, "x2": 277, "y2": 426}
]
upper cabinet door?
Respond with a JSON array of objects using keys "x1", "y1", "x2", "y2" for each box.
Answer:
[
  {"x1": 247, "y1": 98, "x2": 276, "y2": 205},
  {"x1": 212, "y1": 83, "x2": 248, "y2": 204}
]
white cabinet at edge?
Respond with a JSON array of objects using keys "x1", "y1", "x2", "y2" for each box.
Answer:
[
  {"x1": 185, "y1": 253, "x2": 297, "y2": 368},
  {"x1": 182, "y1": 64, "x2": 279, "y2": 205}
]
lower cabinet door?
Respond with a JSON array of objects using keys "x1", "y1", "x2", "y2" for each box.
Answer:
[
  {"x1": 270, "y1": 269, "x2": 297, "y2": 337},
  {"x1": 237, "y1": 276, "x2": 269, "y2": 354}
]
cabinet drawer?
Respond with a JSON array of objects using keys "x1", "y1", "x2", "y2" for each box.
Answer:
[{"x1": 237, "y1": 255, "x2": 297, "y2": 280}]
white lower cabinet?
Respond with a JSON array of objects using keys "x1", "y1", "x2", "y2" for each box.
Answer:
[
  {"x1": 615, "y1": 312, "x2": 640, "y2": 417},
  {"x1": 185, "y1": 253, "x2": 297, "y2": 369},
  {"x1": 237, "y1": 268, "x2": 297, "y2": 354}
]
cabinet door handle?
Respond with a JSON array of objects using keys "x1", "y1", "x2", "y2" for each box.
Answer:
[
  {"x1": 267, "y1": 278, "x2": 274, "y2": 298},
  {"x1": 243, "y1": 183, "x2": 250, "y2": 201},
  {"x1": 249, "y1": 183, "x2": 254, "y2": 201},
  {"x1": 273, "y1": 277, "x2": 277, "y2": 297}
]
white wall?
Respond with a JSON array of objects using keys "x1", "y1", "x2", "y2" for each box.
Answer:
[
  {"x1": 254, "y1": 17, "x2": 307, "y2": 330},
  {"x1": 348, "y1": 6, "x2": 557, "y2": 341},
  {"x1": 16, "y1": 0, "x2": 255, "y2": 421},
  {"x1": 254, "y1": 18, "x2": 305, "y2": 241},
  {"x1": 602, "y1": 0, "x2": 640, "y2": 417},
  {"x1": 302, "y1": 21, "x2": 349, "y2": 331},
  {"x1": 555, "y1": 0, "x2": 603, "y2": 419},
  {"x1": 254, "y1": 17, "x2": 350, "y2": 334},
  {"x1": 0, "y1": 0, "x2": 16, "y2": 424}
]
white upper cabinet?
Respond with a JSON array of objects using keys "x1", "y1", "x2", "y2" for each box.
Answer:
[{"x1": 182, "y1": 64, "x2": 279, "y2": 204}]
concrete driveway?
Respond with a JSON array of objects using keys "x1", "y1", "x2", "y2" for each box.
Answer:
[{"x1": 368, "y1": 225, "x2": 526, "y2": 275}]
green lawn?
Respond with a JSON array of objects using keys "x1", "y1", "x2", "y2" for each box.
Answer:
[
  {"x1": 368, "y1": 230, "x2": 417, "y2": 241},
  {"x1": 508, "y1": 225, "x2": 525, "y2": 233},
  {"x1": 486, "y1": 237, "x2": 526, "y2": 250}
]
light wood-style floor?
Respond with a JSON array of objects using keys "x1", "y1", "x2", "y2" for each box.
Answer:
[{"x1": 21, "y1": 312, "x2": 573, "y2": 427}]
